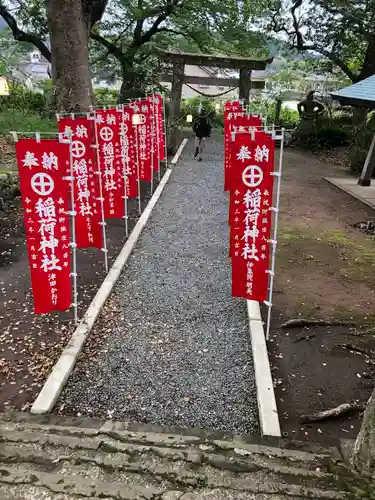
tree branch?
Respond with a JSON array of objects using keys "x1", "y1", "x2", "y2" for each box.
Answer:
[
  {"x1": 90, "y1": 32, "x2": 124, "y2": 59},
  {"x1": 283, "y1": 0, "x2": 357, "y2": 82},
  {"x1": 290, "y1": 0, "x2": 304, "y2": 49},
  {"x1": 82, "y1": 0, "x2": 109, "y2": 30},
  {"x1": 0, "y1": 1, "x2": 51, "y2": 62},
  {"x1": 154, "y1": 27, "x2": 208, "y2": 50},
  {"x1": 134, "y1": 0, "x2": 144, "y2": 43}
]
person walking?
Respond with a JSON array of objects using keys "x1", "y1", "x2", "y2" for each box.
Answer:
[{"x1": 192, "y1": 111, "x2": 212, "y2": 161}]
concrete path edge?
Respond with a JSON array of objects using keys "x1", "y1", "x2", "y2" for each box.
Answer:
[
  {"x1": 247, "y1": 300, "x2": 281, "y2": 437},
  {"x1": 31, "y1": 139, "x2": 188, "y2": 415},
  {"x1": 324, "y1": 176, "x2": 375, "y2": 210}
]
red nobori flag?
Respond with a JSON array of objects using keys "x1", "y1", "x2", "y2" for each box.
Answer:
[
  {"x1": 154, "y1": 94, "x2": 165, "y2": 161},
  {"x1": 131, "y1": 99, "x2": 152, "y2": 182},
  {"x1": 229, "y1": 131, "x2": 275, "y2": 302},
  {"x1": 16, "y1": 138, "x2": 72, "y2": 314},
  {"x1": 224, "y1": 114, "x2": 263, "y2": 192},
  {"x1": 147, "y1": 95, "x2": 159, "y2": 171},
  {"x1": 95, "y1": 109, "x2": 125, "y2": 218},
  {"x1": 122, "y1": 107, "x2": 138, "y2": 198},
  {"x1": 224, "y1": 101, "x2": 243, "y2": 111},
  {"x1": 57, "y1": 116, "x2": 102, "y2": 249},
  {"x1": 224, "y1": 110, "x2": 247, "y2": 191}
]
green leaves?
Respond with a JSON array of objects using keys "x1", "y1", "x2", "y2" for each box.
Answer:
[{"x1": 269, "y1": 0, "x2": 375, "y2": 82}]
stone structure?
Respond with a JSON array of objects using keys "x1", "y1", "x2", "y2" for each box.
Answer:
[
  {"x1": 0, "y1": 172, "x2": 19, "y2": 200},
  {"x1": 0, "y1": 412, "x2": 369, "y2": 499}
]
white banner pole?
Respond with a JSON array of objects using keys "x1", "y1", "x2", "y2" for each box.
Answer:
[
  {"x1": 265, "y1": 128, "x2": 285, "y2": 340},
  {"x1": 91, "y1": 110, "x2": 109, "y2": 273},
  {"x1": 155, "y1": 94, "x2": 161, "y2": 182},
  {"x1": 133, "y1": 116, "x2": 142, "y2": 215},
  {"x1": 118, "y1": 105, "x2": 129, "y2": 238},
  {"x1": 163, "y1": 93, "x2": 168, "y2": 170},
  {"x1": 149, "y1": 94, "x2": 154, "y2": 195},
  {"x1": 66, "y1": 133, "x2": 78, "y2": 325}
]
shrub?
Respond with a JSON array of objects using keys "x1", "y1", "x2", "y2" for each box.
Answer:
[
  {"x1": 295, "y1": 115, "x2": 351, "y2": 150},
  {"x1": 348, "y1": 120, "x2": 375, "y2": 175},
  {"x1": 0, "y1": 109, "x2": 56, "y2": 135},
  {"x1": 0, "y1": 83, "x2": 47, "y2": 116},
  {"x1": 94, "y1": 88, "x2": 118, "y2": 106}
]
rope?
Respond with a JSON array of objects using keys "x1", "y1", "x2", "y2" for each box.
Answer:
[{"x1": 184, "y1": 83, "x2": 238, "y2": 98}]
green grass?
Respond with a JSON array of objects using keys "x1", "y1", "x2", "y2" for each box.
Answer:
[
  {"x1": 279, "y1": 225, "x2": 375, "y2": 284},
  {"x1": 0, "y1": 109, "x2": 57, "y2": 135}
]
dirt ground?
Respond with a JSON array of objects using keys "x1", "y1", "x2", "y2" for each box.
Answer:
[
  {"x1": 269, "y1": 147, "x2": 375, "y2": 444},
  {"x1": 0, "y1": 171, "x2": 164, "y2": 412}
]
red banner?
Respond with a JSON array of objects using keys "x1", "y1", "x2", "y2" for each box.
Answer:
[
  {"x1": 224, "y1": 113, "x2": 263, "y2": 192},
  {"x1": 95, "y1": 108, "x2": 125, "y2": 218},
  {"x1": 224, "y1": 110, "x2": 246, "y2": 191},
  {"x1": 131, "y1": 100, "x2": 152, "y2": 182},
  {"x1": 147, "y1": 95, "x2": 160, "y2": 172},
  {"x1": 57, "y1": 116, "x2": 102, "y2": 248},
  {"x1": 155, "y1": 94, "x2": 166, "y2": 161},
  {"x1": 122, "y1": 107, "x2": 139, "y2": 198},
  {"x1": 229, "y1": 131, "x2": 275, "y2": 302},
  {"x1": 16, "y1": 138, "x2": 72, "y2": 314}
]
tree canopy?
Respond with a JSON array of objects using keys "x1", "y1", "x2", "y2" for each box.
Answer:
[
  {"x1": 0, "y1": 0, "x2": 274, "y2": 102},
  {"x1": 270, "y1": 0, "x2": 375, "y2": 83}
]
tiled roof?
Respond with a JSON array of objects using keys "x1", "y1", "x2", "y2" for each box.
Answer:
[{"x1": 331, "y1": 75, "x2": 375, "y2": 109}]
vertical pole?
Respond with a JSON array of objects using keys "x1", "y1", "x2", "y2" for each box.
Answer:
[
  {"x1": 358, "y1": 132, "x2": 375, "y2": 186},
  {"x1": 155, "y1": 93, "x2": 161, "y2": 182},
  {"x1": 68, "y1": 134, "x2": 78, "y2": 325},
  {"x1": 134, "y1": 118, "x2": 142, "y2": 214},
  {"x1": 239, "y1": 68, "x2": 251, "y2": 108},
  {"x1": 163, "y1": 93, "x2": 168, "y2": 170},
  {"x1": 118, "y1": 105, "x2": 129, "y2": 238},
  {"x1": 92, "y1": 110, "x2": 109, "y2": 273},
  {"x1": 150, "y1": 94, "x2": 154, "y2": 195},
  {"x1": 266, "y1": 128, "x2": 284, "y2": 340},
  {"x1": 168, "y1": 61, "x2": 184, "y2": 153}
]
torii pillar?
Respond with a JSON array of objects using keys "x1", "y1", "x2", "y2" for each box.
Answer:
[
  {"x1": 168, "y1": 61, "x2": 185, "y2": 154},
  {"x1": 239, "y1": 68, "x2": 251, "y2": 106}
]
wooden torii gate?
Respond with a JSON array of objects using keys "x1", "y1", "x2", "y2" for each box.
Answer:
[{"x1": 156, "y1": 48, "x2": 273, "y2": 152}]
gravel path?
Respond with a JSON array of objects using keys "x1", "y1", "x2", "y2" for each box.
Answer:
[{"x1": 60, "y1": 138, "x2": 259, "y2": 435}]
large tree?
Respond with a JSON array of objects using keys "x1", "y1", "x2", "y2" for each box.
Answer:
[
  {"x1": 1, "y1": 0, "x2": 272, "y2": 104},
  {"x1": 0, "y1": 0, "x2": 108, "y2": 110},
  {"x1": 269, "y1": 0, "x2": 375, "y2": 83},
  {"x1": 48, "y1": 0, "x2": 108, "y2": 110},
  {"x1": 93, "y1": 0, "x2": 271, "y2": 102}
]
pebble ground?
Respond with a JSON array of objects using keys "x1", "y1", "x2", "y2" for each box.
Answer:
[{"x1": 60, "y1": 138, "x2": 259, "y2": 435}]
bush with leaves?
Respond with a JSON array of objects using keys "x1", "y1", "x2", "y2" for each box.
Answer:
[
  {"x1": 94, "y1": 88, "x2": 119, "y2": 107},
  {"x1": 287, "y1": 114, "x2": 350, "y2": 151},
  {"x1": 348, "y1": 114, "x2": 375, "y2": 175},
  {"x1": 0, "y1": 83, "x2": 47, "y2": 115}
]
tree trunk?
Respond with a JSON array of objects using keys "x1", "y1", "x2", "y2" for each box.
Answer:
[
  {"x1": 275, "y1": 98, "x2": 282, "y2": 125},
  {"x1": 352, "y1": 388, "x2": 375, "y2": 474},
  {"x1": 47, "y1": 0, "x2": 93, "y2": 112},
  {"x1": 118, "y1": 57, "x2": 147, "y2": 103},
  {"x1": 358, "y1": 37, "x2": 375, "y2": 82}
]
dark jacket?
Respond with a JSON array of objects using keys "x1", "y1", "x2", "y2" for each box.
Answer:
[{"x1": 193, "y1": 116, "x2": 212, "y2": 138}]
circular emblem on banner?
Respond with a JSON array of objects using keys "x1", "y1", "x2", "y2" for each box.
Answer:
[
  {"x1": 71, "y1": 140, "x2": 86, "y2": 158},
  {"x1": 99, "y1": 127, "x2": 114, "y2": 142},
  {"x1": 123, "y1": 123, "x2": 128, "y2": 134},
  {"x1": 242, "y1": 165, "x2": 263, "y2": 188},
  {"x1": 137, "y1": 114, "x2": 146, "y2": 125},
  {"x1": 31, "y1": 173, "x2": 54, "y2": 196}
]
